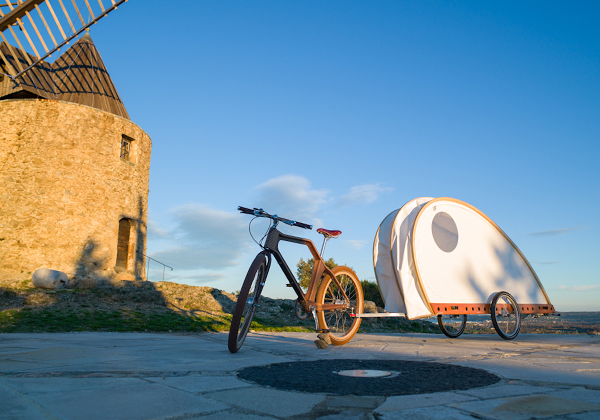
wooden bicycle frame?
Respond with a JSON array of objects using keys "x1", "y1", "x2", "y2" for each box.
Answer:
[{"x1": 261, "y1": 226, "x2": 349, "y2": 312}]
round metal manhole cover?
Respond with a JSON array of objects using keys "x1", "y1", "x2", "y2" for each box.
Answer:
[{"x1": 237, "y1": 359, "x2": 500, "y2": 396}]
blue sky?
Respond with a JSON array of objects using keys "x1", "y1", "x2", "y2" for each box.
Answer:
[{"x1": 86, "y1": 1, "x2": 598, "y2": 311}]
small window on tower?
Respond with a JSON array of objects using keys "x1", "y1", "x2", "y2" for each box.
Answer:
[{"x1": 120, "y1": 135, "x2": 133, "y2": 162}]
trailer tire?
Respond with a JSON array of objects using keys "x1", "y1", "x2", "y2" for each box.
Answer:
[
  {"x1": 437, "y1": 314, "x2": 467, "y2": 338},
  {"x1": 490, "y1": 291, "x2": 521, "y2": 340}
]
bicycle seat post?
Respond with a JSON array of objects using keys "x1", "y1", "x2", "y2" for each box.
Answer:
[{"x1": 320, "y1": 237, "x2": 330, "y2": 257}]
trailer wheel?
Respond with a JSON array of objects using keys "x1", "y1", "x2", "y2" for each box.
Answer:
[
  {"x1": 490, "y1": 291, "x2": 521, "y2": 340},
  {"x1": 437, "y1": 314, "x2": 467, "y2": 338}
]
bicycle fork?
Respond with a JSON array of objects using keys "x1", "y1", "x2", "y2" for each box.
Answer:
[{"x1": 252, "y1": 252, "x2": 272, "y2": 309}]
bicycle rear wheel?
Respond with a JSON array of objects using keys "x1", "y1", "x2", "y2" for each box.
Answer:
[
  {"x1": 228, "y1": 252, "x2": 268, "y2": 353},
  {"x1": 316, "y1": 266, "x2": 363, "y2": 345}
]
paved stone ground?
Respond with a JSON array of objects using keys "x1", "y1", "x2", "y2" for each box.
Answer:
[{"x1": 0, "y1": 332, "x2": 599, "y2": 419}]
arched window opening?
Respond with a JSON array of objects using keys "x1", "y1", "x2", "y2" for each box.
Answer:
[{"x1": 116, "y1": 218, "x2": 131, "y2": 270}]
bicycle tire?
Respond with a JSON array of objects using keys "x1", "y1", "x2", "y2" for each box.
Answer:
[
  {"x1": 437, "y1": 314, "x2": 467, "y2": 338},
  {"x1": 228, "y1": 252, "x2": 268, "y2": 353},
  {"x1": 316, "y1": 266, "x2": 363, "y2": 345},
  {"x1": 490, "y1": 291, "x2": 521, "y2": 340}
]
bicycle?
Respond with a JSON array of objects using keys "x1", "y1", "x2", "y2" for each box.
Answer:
[{"x1": 228, "y1": 207, "x2": 364, "y2": 353}]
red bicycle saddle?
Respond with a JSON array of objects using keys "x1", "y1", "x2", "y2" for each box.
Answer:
[{"x1": 317, "y1": 228, "x2": 342, "y2": 238}]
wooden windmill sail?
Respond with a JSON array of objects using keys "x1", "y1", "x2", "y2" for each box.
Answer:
[
  {"x1": 0, "y1": 0, "x2": 129, "y2": 118},
  {"x1": 0, "y1": 0, "x2": 127, "y2": 80}
]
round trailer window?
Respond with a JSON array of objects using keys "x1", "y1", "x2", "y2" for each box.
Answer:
[{"x1": 432, "y1": 212, "x2": 458, "y2": 252}]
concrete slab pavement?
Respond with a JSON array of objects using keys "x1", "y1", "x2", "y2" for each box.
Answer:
[{"x1": 0, "y1": 331, "x2": 598, "y2": 419}]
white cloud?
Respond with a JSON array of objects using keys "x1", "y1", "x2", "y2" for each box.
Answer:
[
  {"x1": 147, "y1": 219, "x2": 170, "y2": 239},
  {"x1": 336, "y1": 184, "x2": 393, "y2": 208},
  {"x1": 251, "y1": 176, "x2": 392, "y2": 223},
  {"x1": 146, "y1": 177, "x2": 392, "y2": 277},
  {"x1": 557, "y1": 285, "x2": 599, "y2": 292},
  {"x1": 531, "y1": 261, "x2": 562, "y2": 265},
  {"x1": 151, "y1": 247, "x2": 238, "y2": 271},
  {"x1": 347, "y1": 240, "x2": 366, "y2": 250},
  {"x1": 255, "y1": 174, "x2": 328, "y2": 221},
  {"x1": 312, "y1": 218, "x2": 325, "y2": 229},
  {"x1": 529, "y1": 227, "x2": 589, "y2": 237},
  {"x1": 149, "y1": 205, "x2": 249, "y2": 270},
  {"x1": 148, "y1": 271, "x2": 226, "y2": 285}
]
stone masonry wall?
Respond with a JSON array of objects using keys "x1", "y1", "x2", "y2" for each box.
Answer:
[{"x1": 0, "y1": 99, "x2": 151, "y2": 284}]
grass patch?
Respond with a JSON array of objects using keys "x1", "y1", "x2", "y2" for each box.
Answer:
[
  {"x1": 0, "y1": 308, "x2": 320, "y2": 334},
  {"x1": 0, "y1": 308, "x2": 232, "y2": 333},
  {"x1": 250, "y1": 316, "x2": 313, "y2": 333}
]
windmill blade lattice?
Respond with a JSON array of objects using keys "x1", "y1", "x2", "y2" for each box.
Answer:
[{"x1": 0, "y1": 0, "x2": 127, "y2": 82}]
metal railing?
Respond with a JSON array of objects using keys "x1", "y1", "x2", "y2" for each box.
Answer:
[{"x1": 137, "y1": 251, "x2": 173, "y2": 282}]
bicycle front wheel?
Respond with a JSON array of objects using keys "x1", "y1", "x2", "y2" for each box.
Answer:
[
  {"x1": 316, "y1": 266, "x2": 363, "y2": 345},
  {"x1": 228, "y1": 252, "x2": 268, "y2": 353}
]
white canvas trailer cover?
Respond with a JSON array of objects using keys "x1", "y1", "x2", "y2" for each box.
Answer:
[{"x1": 373, "y1": 197, "x2": 553, "y2": 320}]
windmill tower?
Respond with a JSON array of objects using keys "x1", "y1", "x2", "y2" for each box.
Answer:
[{"x1": 0, "y1": 0, "x2": 151, "y2": 285}]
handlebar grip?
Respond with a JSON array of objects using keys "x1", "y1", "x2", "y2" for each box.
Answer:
[{"x1": 238, "y1": 206, "x2": 254, "y2": 214}]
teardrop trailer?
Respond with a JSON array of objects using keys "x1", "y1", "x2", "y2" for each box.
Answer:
[{"x1": 367, "y1": 197, "x2": 557, "y2": 340}]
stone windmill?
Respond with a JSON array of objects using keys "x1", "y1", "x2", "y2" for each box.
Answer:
[{"x1": 0, "y1": 0, "x2": 152, "y2": 287}]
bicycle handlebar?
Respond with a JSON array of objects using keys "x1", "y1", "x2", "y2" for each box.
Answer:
[{"x1": 238, "y1": 206, "x2": 312, "y2": 230}]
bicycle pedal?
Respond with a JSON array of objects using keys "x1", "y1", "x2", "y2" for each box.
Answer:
[{"x1": 316, "y1": 329, "x2": 330, "y2": 333}]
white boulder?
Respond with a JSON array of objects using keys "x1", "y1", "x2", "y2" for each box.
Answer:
[{"x1": 32, "y1": 268, "x2": 69, "y2": 289}]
